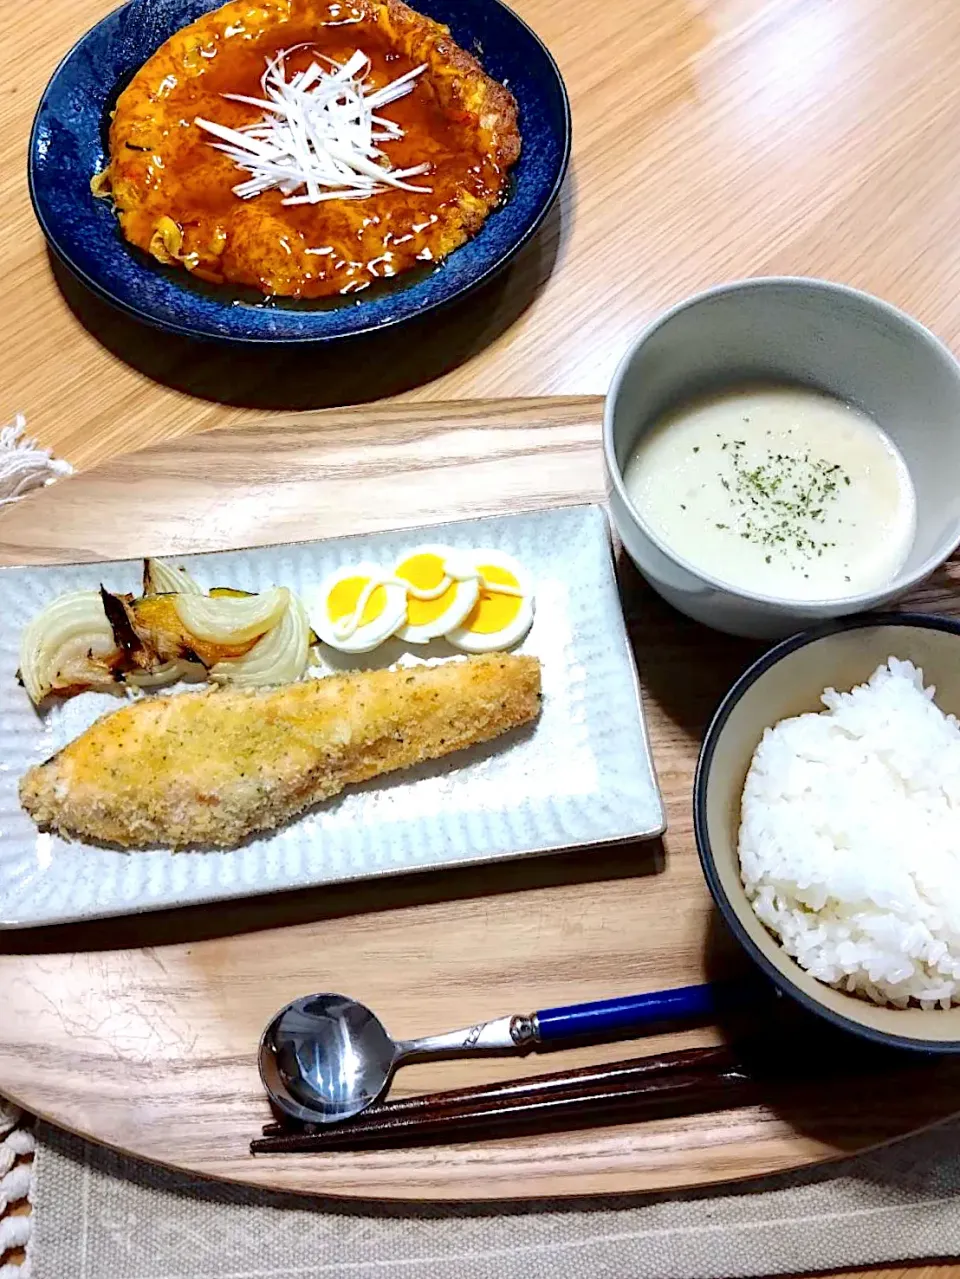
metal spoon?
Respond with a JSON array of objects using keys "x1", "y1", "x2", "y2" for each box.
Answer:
[{"x1": 259, "y1": 982, "x2": 746, "y2": 1124}]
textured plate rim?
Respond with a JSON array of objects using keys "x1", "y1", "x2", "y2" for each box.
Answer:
[
  {"x1": 0, "y1": 828, "x2": 660, "y2": 930},
  {"x1": 27, "y1": 0, "x2": 572, "y2": 345}
]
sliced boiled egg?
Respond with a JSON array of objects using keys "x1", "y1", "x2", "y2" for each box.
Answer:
[
  {"x1": 313, "y1": 562, "x2": 407, "y2": 653},
  {"x1": 392, "y1": 545, "x2": 480, "y2": 644},
  {"x1": 446, "y1": 550, "x2": 534, "y2": 653}
]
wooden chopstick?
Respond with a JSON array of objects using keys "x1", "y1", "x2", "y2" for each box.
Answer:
[
  {"x1": 258, "y1": 1044, "x2": 741, "y2": 1137},
  {"x1": 251, "y1": 1044, "x2": 757, "y2": 1153}
]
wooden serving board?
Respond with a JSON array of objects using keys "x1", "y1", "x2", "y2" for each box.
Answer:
[{"x1": 2, "y1": 396, "x2": 960, "y2": 1202}]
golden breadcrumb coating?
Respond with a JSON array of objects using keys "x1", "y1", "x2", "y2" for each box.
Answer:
[{"x1": 20, "y1": 654, "x2": 540, "y2": 849}]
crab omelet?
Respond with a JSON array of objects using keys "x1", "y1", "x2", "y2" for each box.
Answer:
[{"x1": 100, "y1": 0, "x2": 521, "y2": 297}]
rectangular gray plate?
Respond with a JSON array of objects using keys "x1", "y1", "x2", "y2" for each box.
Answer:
[{"x1": 0, "y1": 504, "x2": 664, "y2": 927}]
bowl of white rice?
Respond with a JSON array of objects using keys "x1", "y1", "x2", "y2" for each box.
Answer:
[{"x1": 695, "y1": 613, "x2": 960, "y2": 1050}]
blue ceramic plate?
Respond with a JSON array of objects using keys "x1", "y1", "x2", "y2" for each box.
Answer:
[{"x1": 29, "y1": 0, "x2": 570, "y2": 343}]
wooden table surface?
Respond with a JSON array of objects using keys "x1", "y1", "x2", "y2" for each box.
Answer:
[
  {"x1": 4, "y1": 0, "x2": 960, "y2": 1273},
  {"x1": 4, "y1": 0, "x2": 960, "y2": 470}
]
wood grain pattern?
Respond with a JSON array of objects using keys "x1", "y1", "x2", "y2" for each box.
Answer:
[
  {"x1": 1, "y1": 400, "x2": 960, "y2": 1225},
  {"x1": 7, "y1": 0, "x2": 960, "y2": 469},
  {"x1": 0, "y1": 397, "x2": 603, "y2": 564}
]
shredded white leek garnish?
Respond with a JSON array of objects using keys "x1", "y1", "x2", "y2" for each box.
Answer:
[{"x1": 195, "y1": 46, "x2": 432, "y2": 204}]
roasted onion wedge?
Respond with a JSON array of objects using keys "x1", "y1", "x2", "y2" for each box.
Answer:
[
  {"x1": 19, "y1": 561, "x2": 311, "y2": 703},
  {"x1": 174, "y1": 587, "x2": 289, "y2": 646},
  {"x1": 142, "y1": 558, "x2": 203, "y2": 596},
  {"x1": 125, "y1": 659, "x2": 207, "y2": 689},
  {"x1": 18, "y1": 590, "x2": 123, "y2": 704},
  {"x1": 210, "y1": 591, "x2": 311, "y2": 686},
  {"x1": 104, "y1": 591, "x2": 275, "y2": 669}
]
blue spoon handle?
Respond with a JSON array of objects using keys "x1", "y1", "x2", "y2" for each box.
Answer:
[{"x1": 533, "y1": 981, "x2": 748, "y2": 1044}]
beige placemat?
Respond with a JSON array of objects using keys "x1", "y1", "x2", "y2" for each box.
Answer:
[{"x1": 26, "y1": 1117, "x2": 959, "y2": 1279}]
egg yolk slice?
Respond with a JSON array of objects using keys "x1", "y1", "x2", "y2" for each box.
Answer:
[
  {"x1": 330, "y1": 577, "x2": 386, "y2": 624},
  {"x1": 446, "y1": 551, "x2": 534, "y2": 653},
  {"x1": 313, "y1": 563, "x2": 407, "y2": 653},
  {"x1": 393, "y1": 545, "x2": 480, "y2": 644},
  {"x1": 467, "y1": 564, "x2": 523, "y2": 633}
]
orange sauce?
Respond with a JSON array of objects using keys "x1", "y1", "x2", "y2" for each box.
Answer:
[{"x1": 109, "y1": 2, "x2": 514, "y2": 298}]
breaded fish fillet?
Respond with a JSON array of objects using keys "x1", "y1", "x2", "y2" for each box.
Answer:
[{"x1": 20, "y1": 654, "x2": 540, "y2": 849}]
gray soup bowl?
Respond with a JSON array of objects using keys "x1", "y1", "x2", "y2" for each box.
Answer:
[{"x1": 604, "y1": 278, "x2": 960, "y2": 638}]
